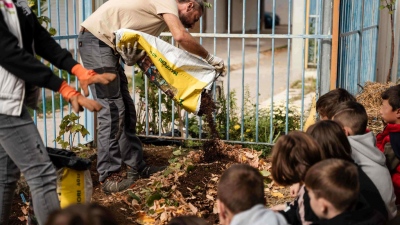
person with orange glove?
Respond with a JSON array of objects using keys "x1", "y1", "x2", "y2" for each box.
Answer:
[{"x1": 0, "y1": 0, "x2": 116, "y2": 224}]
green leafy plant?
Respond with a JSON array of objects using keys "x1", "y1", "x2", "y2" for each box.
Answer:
[
  {"x1": 186, "y1": 85, "x2": 301, "y2": 151},
  {"x1": 135, "y1": 69, "x2": 179, "y2": 135},
  {"x1": 55, "y1": 113, "x2": 90, "y2": 152},
  {"x1": 220, "y1": 87, "x2": 300, "y2": 143},
  {"x1": 133, "y1": 73, "x2": 301, "y2": 152},
  {"x1": 203, "y1": 2, "x2": 212, "y2": 9},
  {"x1": 29, "y1": 0, "x2": 57, "y2": 36},
  {"x1": 380, "y1": 0, "x2": 396, "y2": 82}
]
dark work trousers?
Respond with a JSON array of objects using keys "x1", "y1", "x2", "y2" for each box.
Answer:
[{"x1": 78, "y1": 31, "x2": 145, "y2": 182}]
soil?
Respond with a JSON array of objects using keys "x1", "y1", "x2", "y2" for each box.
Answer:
[
  {"x1": 176, "y1": 160, "x2": 229, "y2": 225},
  {"x1": 8, "y1": 94, "x2": 292, "y2": 225},
  {"x1": 8, "y1": 144, "x2": 292, "y2": 225},
  {"x1": 198, "y1": 92, "x2": 226, "y2": 163}
]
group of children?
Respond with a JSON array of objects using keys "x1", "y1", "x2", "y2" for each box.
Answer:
[
  {"x1": 267, "y1": 85, "x2": 400, "y2": 224},
  {"x1": 214, "y1": 85, "x2": 400, "y2": 225},
  {"x1": 45, "y1": 85, "x2": 400, "y2": 224}
]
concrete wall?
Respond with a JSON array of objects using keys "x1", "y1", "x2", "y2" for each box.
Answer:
[
  {"x1": 231, "y1": 0, "x2": 259, "y2": 32},
  {"x1": 205, "y1": 0, "x2": 227, "y2": 33},
  {"x1": 376, "y1": 2, "x2": 400, "y2": 83},
  {"x1": 291, "y1": 0, "x2": 306, "y2": 78}
]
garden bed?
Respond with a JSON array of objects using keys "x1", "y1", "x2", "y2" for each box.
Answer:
[{"x1": 9, "y1": 143, "x2": 292, "y2": 225}]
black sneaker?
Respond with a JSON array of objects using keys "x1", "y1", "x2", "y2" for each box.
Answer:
[
  {"x1": 139, "y1": 165, "x2": 167, "y2": 178},
  {"x1": 127, "y1": 167, "x2": 140, "y2": 181},
  {"x1": 101, "y1": 174, "x2": 134, "y2": 194}
]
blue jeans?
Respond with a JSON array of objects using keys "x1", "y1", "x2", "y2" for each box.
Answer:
[{"x1": 0, "y1": 107, "x2": 59, "y2": 225}]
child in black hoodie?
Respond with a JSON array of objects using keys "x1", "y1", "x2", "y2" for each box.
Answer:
[{"x1": 305, "y1": 159, "x2": 386, "y2": 225}]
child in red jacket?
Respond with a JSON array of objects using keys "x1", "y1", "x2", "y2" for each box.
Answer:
[{"x1": 376, "y1": 84, "x2": 400, "y2": 205}]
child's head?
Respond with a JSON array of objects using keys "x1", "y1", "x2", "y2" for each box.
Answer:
[
  {"x1": 45, "y1": 203, "x2": 118, "y2": 225},
  {"x1": 306, "y1": 120, "x2": 353, "y2": 162},
  {"x1": 316, "y1": 88, "x2": 356, "y2": 120},
  {"x1": 380, "y1": 85, "x2": 400, "y2": 124},
  {"x1": 217, "y1": 164, "x2": 265, "y2": 225},
  {"x1": 332, "y1": 101, "x2": 368, "y2": 135},
  {"x1": 305, "y1": 159, "x2": 359, "y2": 220},
  {"x1": 168, "y1": 216, "x2": 209, "y2": 225},
  {"x1": 271, "y1": 131, "x2": 324, "y2": 186}
]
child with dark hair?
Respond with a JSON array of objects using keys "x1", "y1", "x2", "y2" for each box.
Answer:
[
  {"x1": 168, "y1": 216, "x2": 209, "y2": 225},
  {"x1": 332, "y1": 101, "x2": 397, "y2": 219},
  {"x1": 271, "y1": 131, "x2": 323, "y2": 186},
  {"x1": 45, "y1": 203, "x2": 118, "y2": 225},
  {"x1": 271, "y1": 129, "x2": 387, "y2": 224},
  {"x1": 306, "y1": 120, "x2": 353, "y2": 161},
  {"x1": 217, "y1": 164, "x2": 287, "y2": 225},
  {"x1": 316, "y1": 88, "x2": 356, "y2": 120},
  {"x1": 305, "y1": 159, "x2": 386, "y2": 225},
  {"x1": 376, "y1": 84, "x2": 400, "y2": 205}
]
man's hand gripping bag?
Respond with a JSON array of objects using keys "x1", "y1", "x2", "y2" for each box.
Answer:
[{"x1": 114, "y1": 29, "x2": 221, "y2": 115}]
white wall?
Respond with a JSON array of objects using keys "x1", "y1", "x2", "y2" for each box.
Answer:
[
  {"x1": 291, "y1": 0, "x2": 306, "y2": 78},
  {"x1": 376, "y1": 2, "x2": 400, "y2": 83}
]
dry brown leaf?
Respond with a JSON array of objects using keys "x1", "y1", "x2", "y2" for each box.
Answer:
[
  {"x1": 270, "y1": 191, "x2": 284, "y2": 198},
  {"x1": 136, "y1": 211, "x2": 156, "y2": 225},
  {"x1": 210, "y1": 177, "x2": 219, "y2": 182},
  {"x1": 188, "y1": 203, "x2": 198, "y2": 214},
  {"x1": 207, "y1": 189, "x2": 217, "y2": 195},
  {"x1": 159, "y1": 211, "x2": 169, "y2": 223},
  {"x1": 175, "y1": 208, "x2": 185, "y2": 215},
  {"x1": 155, "y1": 208, "x2": 165, "y2": 214},
  {"x1": 121, "y1": 195, "x2": 132, "y2": 206},
  {"x1": 213, "y1": 202, "x2": 219, "y2": 214},
  {"x1": 245, "y1": 152, "x2": 255, "y2": 159},
  {"x1": 206, "y1": 194, "x2": 214, "y2": 201},
  {"x1": 132, "y1": 199, "x2": 141, "y2": 210}
]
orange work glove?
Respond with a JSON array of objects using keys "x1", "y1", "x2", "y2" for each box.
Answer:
[
  {"x1": 71, "y1": 64, "x2": 116, "y2": 97},
  {"x1": 58, "y1": 81, "x2": 102, "y2": 113}
]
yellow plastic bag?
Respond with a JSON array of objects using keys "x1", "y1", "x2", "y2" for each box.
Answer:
[
  {"x1": 115, "y1": 29, "x2": 219, "y2": 115},
  {"x1": 56, "y1": 168, "x2": 92, "y2": 208}
]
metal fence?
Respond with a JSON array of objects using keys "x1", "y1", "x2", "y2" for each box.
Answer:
[
  {"x1": 337, "y1": 0, "x2": 380, "y2": 94},
  {"x1": 306, "y1": 0, "x2": 321, "y2": 68},
  {"x1": 32, "y1": 0, "x2": 94, "y2": 148},
  {"x1": 34, "y1": 0, "x2": 332, "y2": 148}
]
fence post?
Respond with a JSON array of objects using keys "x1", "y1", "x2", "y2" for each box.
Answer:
[
  {"x1": 79, "y1": 0, "x2": 96, "y2": 145},
  {"x1": 319, "y1": 0, "x2": 334, "y2": 95}
]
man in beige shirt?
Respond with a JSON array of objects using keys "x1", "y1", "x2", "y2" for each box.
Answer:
[{"x1": 78, "y1": 0, "x2": 224, "y2": 193}]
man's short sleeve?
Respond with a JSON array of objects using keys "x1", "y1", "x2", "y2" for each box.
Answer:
[{"x1": 155, "y1": 0, "x2": 179, "y2": 17}]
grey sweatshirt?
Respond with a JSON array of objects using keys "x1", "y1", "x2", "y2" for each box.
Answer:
[
  {"x1": 348, "y1": 132, "x2": 397, "y2": 220},
  {"x1": 230, "y1": 204, "x2": 288, "y2": 225}
]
